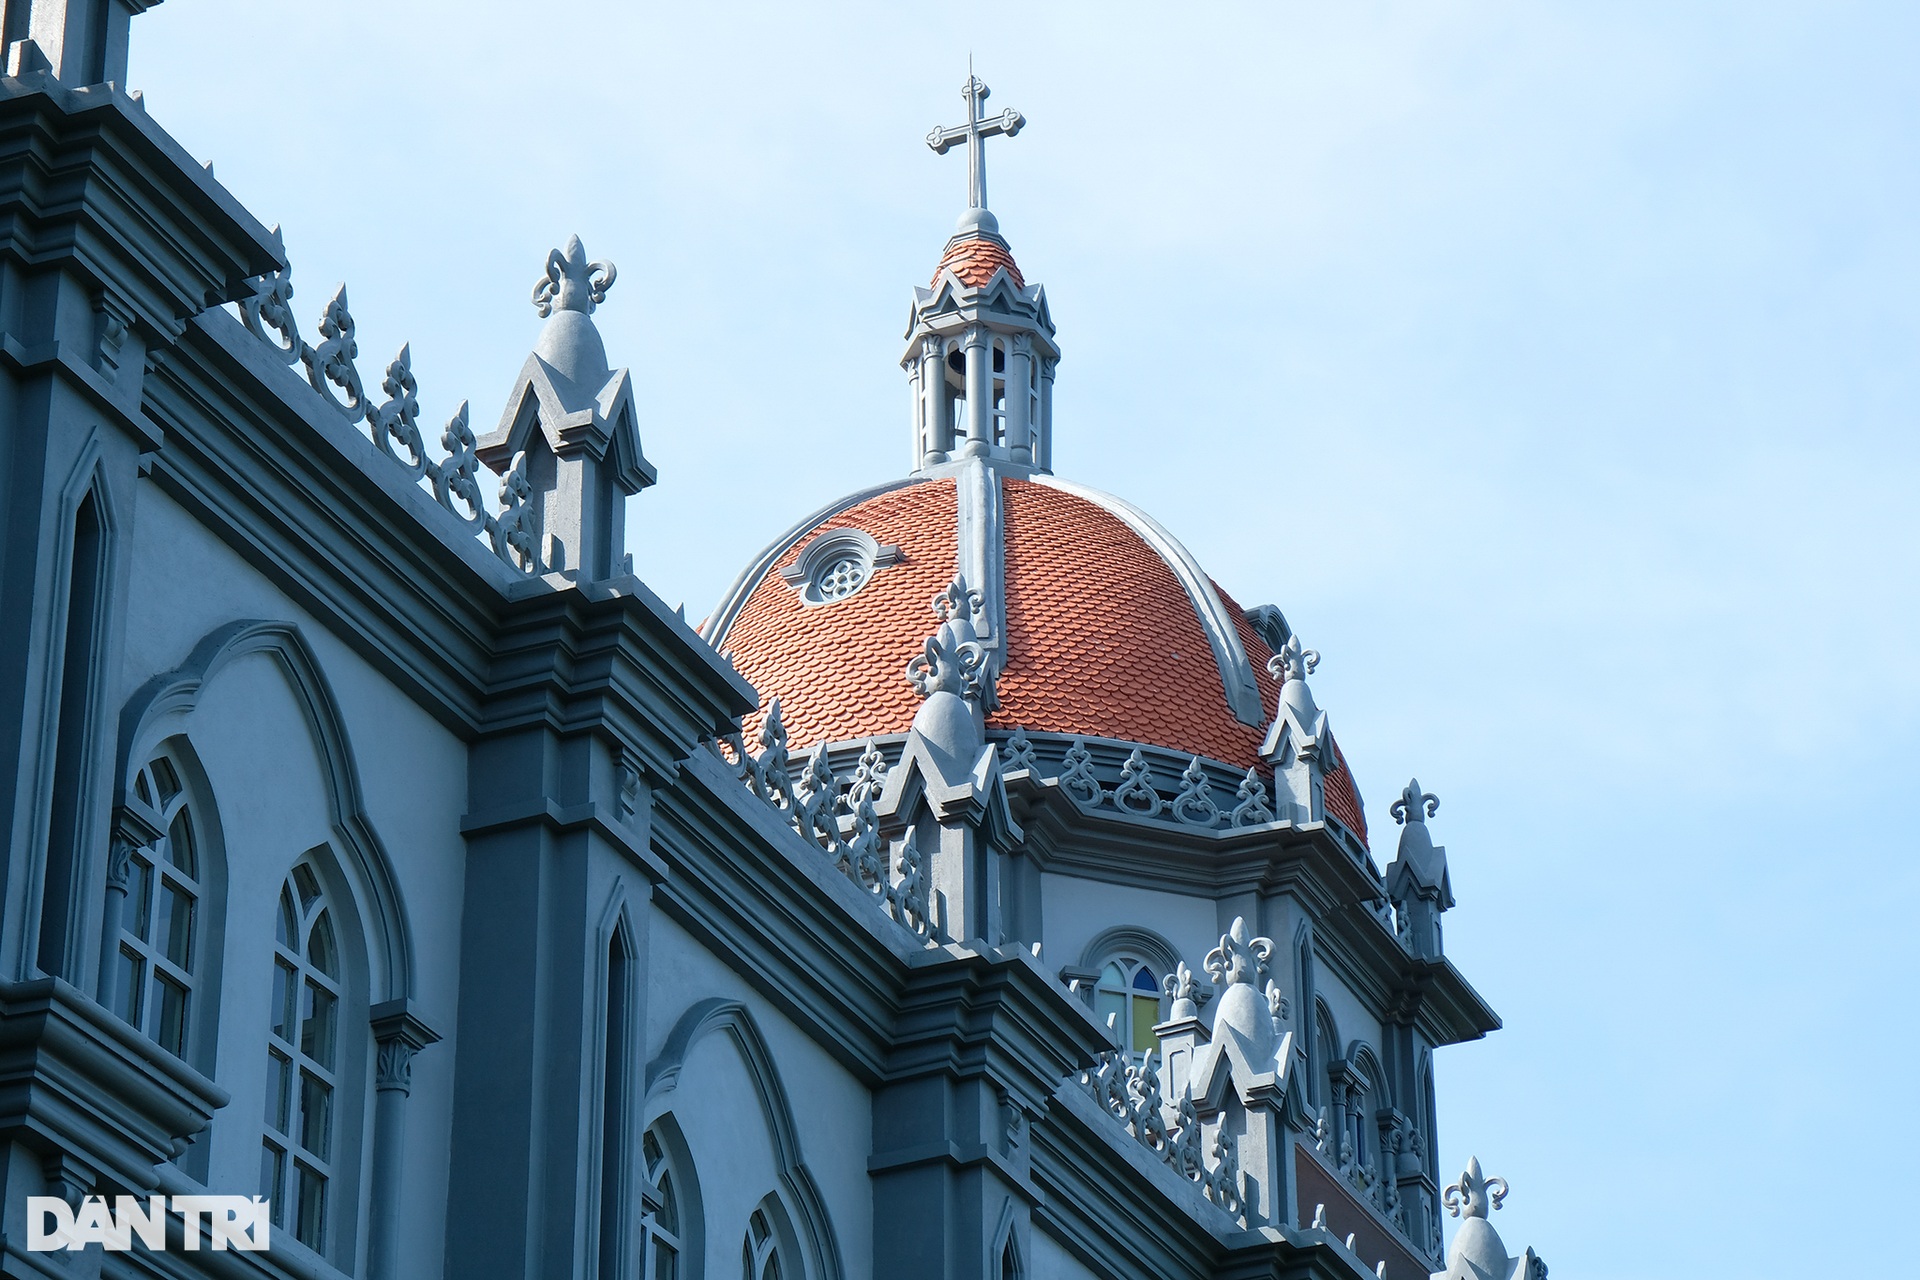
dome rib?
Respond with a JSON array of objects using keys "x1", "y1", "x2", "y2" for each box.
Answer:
[{"x1": 1030, "y1": 474, "x2": 1266, "y2": 728}]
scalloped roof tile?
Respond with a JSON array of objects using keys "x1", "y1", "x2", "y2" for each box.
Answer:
[
  {"x1": 717, "y1": 474, "x2": 1368, "y2": 847},
  {"x1": 933, "y1": 234, "x2": 1025, "y2": 290}
]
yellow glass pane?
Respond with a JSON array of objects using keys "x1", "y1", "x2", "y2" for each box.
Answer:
[{"x1": 1132, "y1": 995, "x2": 1159, "y2": 1052}]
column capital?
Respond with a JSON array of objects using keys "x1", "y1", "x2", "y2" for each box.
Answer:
[{"x1": 370, "y1": 998, "x2": 442, "y2": 1093}]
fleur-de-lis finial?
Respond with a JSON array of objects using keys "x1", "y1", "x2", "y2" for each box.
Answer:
[
  {"x1": 1390, "y1": 779, "x2": 1439, "y2": 826},
  {"x1": 1202, "y1": 916, "x2": 1273, "y2": 991},
  {"x1": 931, "y1": 575, "x2": 984, "y2": 625},
  {"x1": 906, "y1": 573, "x2": 996, "y2": 709},
  {"x1": 1442, "y1": 1155, "x2": 1508, "y2": 1220},
  {"x1": 1265, "y1": 634, "x2": 1320, "y2": 684},
  {"x1": 532, "y1": 235, "x2": 617, "y2": 318}
]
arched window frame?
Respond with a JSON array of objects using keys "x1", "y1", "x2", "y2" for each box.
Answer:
[
  {"x1": 1076, "y1": 926, "x2": 1182, "y2": 1061},
  {"x1": 640, "y1": 1117, "x2": 702, "y2": 1280},
  {"x1": 1345, "y1": 1042, "x2": 1389, "y2": 1178},
  {"x1": 740, "y1": 1197, "x2": 801, "y2": 1280},
  {"x1": 113, "y1": 750, "x2": 219, "y2": 1064},
  {"x1": 1311, "y1": 999, "x2": 1342, "y2": 1115},
  {"x1": 260, "y1": 855, "x2": 366, "y2": 1266},
  {"x1": 990, "y1": 1200, "x2": 1024, "y2": 1280},
  {"x1": 599, "y1": 912, "x2": 637, "y2": 1280},
  {"x1": 37, "y1": 457, "x2": 117, "y2": 984}
]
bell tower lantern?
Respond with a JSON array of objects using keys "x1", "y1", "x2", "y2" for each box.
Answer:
[{"x1": 904, "y1": 72, "x2": 1061, "y2": 473}]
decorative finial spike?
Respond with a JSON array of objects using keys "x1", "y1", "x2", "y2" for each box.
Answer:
[
  {"x1": 1442, "y1": 1155, "x2": 1509, "y2": 1220},
  {"x1": 1391, "y1": 779, "x2": 1440, "y2": 825},
  {"x1": 532, "y1": 235, "x2": 616, "y2": 318},
  {"x1": 1265, "y1": 633, "x2": 1320, "y2": 684}
]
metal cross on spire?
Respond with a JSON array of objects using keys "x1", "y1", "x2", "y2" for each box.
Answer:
[{"x1": 926, "y1": 67, "x2": 1025, "y2": 216}]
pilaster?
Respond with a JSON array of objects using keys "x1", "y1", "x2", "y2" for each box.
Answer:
[
  {"x1": 0, "y1": 74, "x2": 278, "y2": 990},
  {"x1": 443, "y1": 580, "x2": 751, "y2": 1280},
  {"x1": 871, "y1": 943, "x2": 1107, "y2": 1280}
]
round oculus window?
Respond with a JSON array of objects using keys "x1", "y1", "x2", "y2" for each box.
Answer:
[{"x1": 812, "y1": 552, "x2": 869, "y2": 602}]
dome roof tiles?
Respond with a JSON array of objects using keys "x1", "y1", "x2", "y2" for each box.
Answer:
[
  {"x1": 933, "y1": 234, "x2": 1025, "y2": 290},
  {"x1": 995, "y1": 478, "x2": 1263, "y2": 768},
  {"x1": 724, "y1": 480, "x2": 958, "y2": 752},
  {"x1": 714, "y1": 472, "x2": 1368, "y2": 847}
]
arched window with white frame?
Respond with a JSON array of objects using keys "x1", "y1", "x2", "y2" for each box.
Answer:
[
  {"x1": 1093, "y1": 956, "x2": 1165, "y2": 1058},
  {"x1": 261, "y1": 861, "x2": 346, "y2": 1255},
  {"x1": 641, "y1": 1129, "x2": 684, "y2": 1279},
  {"x1": 1079, "y1": 927, "x2": 1182, "y2": 1061},
  {"x1": 741, "y1": 1207, "x2": 787, "y2": 1280},
  {"x1": 640, "y1": 1118, "x2": 703, "y2": 1280},
  {"x1": 114, "y1": 753, "x2": 207, "y2": 1059}
]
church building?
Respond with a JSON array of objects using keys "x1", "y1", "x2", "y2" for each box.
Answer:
[{"x1": 0, "y1": 4, "x2": 1551, "y2": 1278}]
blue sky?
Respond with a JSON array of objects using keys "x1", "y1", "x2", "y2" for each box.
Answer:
[{"x1": 136, "y1": 3, "x2": 1918, "y2": 1275}]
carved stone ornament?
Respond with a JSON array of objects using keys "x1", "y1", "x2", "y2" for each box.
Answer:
[
  {"x1": 105, "y1": 833, "x2": 140, "y2": 891},
  {"x1": 435, "y1": 401, "x2": 486, "y2": 524},
  {"x1": 793, "y1": 747, "x2": 838, "y2": 850},
  {"x1": 847, "y1": 738, "x2": 888, "y2": 805},
  {"x1": 905, "y1": 574, "x2": 997, "y2": 710},
  {"x1": 368, "y1": 344, "x2": 427, "y2": 473},
  {"x1": 1391, "y1": 779, "x2": 1440, "y2": 826},
  {"x1": 1265, "y1": 633, "x2": 1320, "y2": 684},
  {"x1": 1265, "y1": 979, "x2": 1290, "y2": 1027},
  {"x1": 375, "y1": 1039, "x2": 417, "y2": 1093},
  {"x1": 239, "y1": 255, "x2": 302, "y2": 363},
  {"x1": 1171, "y1": 756, "x2": 1221, "y2": 826},
  {"x1": 532, "y1": 234, "x2": 616, "y2": 318},
  {"x1": 1201, "y1": 1128, "x2": 1244, "y2": 1215},
  {"x1": 1229, "y1": 767, "x2": 1275, "y2": 827},
  {"x1": 231, "y1": 234, "x2": 567, "y2": 579},
  {"x1": 889, "y1": 831, "x2": 932, "y2": 940},
  {"x1": 490, "y1": 452, "x2": 540, "y2": 572},
  {"x1": 1203, "y1": 917, "x2": 1273, "y2": 992},
  {"x1": 1002, "y1": 726, "x2": 1036, "y2": 772},
  {"x1": 1443, "y1": 1155, "x2": 1508, "y2": 1220},
  {"x1": 302, "y1": 284, "x2": 366, "y2": 418},
  {"x1": 1112, "y1": 749, "x2": 1162, "y2": 817},
  {"x1": 1058, "y1": 738, "x2": 1103, "y2": 805},
  {"x1": 1163, "y1": 961, "x2": 1202, "y2": 1020}
]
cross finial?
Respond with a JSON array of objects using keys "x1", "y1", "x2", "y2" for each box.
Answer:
[{"x1": 926, "y1": 68, "x2": 1025, "y2": 221}]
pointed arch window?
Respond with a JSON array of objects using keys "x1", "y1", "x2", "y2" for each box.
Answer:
[
  {"x1": 115, "y1": 756, "x2": 203, "y2": 1056},
  {"x1": 262, "y1": 863, "x2": 343, "y2": 1253},
  {"x1": 741, "y1": 1209, "x2": 785, "y2": 1280},
  {"x1": 640, "y1": 1128, "x2": 685, "y2": 1280},
  {"x1": 1093, "y1": 957, "x2": 1164, "y2": 1057}
]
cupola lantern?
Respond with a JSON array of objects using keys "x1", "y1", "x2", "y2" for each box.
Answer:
[{"x1": 905, "y1": 72, "x2": 1061, "y2": 474}]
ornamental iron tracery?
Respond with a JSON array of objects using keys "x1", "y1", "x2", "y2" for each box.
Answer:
[{"x1": 234, "y1": 241, "x2": 596, "y2": 576}]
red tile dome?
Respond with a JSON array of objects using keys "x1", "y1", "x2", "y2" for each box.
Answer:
[
  {"x1": 932, "y1": 233, "x2": 1024, "y2": 290},
  {"x1": 708, "y1": 474, "x2": 1366, "y2": 845}
]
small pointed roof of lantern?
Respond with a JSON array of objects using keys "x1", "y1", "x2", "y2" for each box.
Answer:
[
  {"x1": 1259, "y1": 634, "x2": 1330, "y2": 764},
  {"x1": 477, "y1": 234, "x2": 652, "y2": 494}
]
